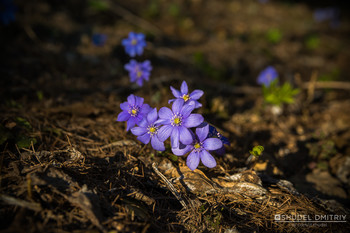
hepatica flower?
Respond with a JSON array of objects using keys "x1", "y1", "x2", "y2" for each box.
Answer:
[
  {"x1": 131, "y1": 108, "x2": 165, "y2": 151},
  {"x1": 122, "y1": 32, "x2": 147, "y2": 57},
  {"x1": 125, "y1": 59, "x2": 152, "y2": 87},
  {"x1": 257, "y1": 66, "x2": 278, "y2": 87},
  {"x1": 0, "y1": 0, "x2": 16, "y2": 25},
  {"x1": 169, "y1": 81, "x2": 204, "y2": 108},
  {"x1": 157, "y1": 99, "x2": 204, "y2": 148},
  {"x1": 92, "y1": 33, "x2": 107, "y2": 47},
  {"x1": 173, "y1": 124, "x2": 222, "y2": 170},
  {"x1": 117, "y1": 94, "x2": 151, "y2": 131}
]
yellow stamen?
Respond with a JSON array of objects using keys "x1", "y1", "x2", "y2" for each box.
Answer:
[
  {"x1": 131, "y1": 109, "x2": 137, "y2": 115},
  {"x1": 131, "y1": 39, "x2": 137, "y2": 45},
  {"x1": 137, "y1": 71, "x2": 142, "y2": 78},
  {"x1": 182, "y1": 94, "x2": 190, "y2": 102},
  {"x1": 149, "y1": 127, "x2": 156, "y2": 133},
  {"x1": 194, "y1": 143, "x2": 201, "y2": 149},
  {"x1": 173, "y1": 117, "x2": 181, "y2": 125}
]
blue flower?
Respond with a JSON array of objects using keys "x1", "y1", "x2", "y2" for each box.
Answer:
[
  {"x1": 121, "y1": 32, "x2": 147, "y2": 57},
  {"x1": 124, "y1": 59, "x2": 152, "y2": 87},
  {"x1": 92, "y1": 33, "x2": 107, "y2": 47},
  {"x1": 0, "y1": 0, "x2": 16, "y2": 25},
  {"x1": 156, "y1": 99, "x2": 204, "y2": 148},
  {"x1": 257, "y1": 66, "x2": 278, "y2": 87},
  {"x1": 172, "y1": 123, "x2": 222, "y2": 170},
  {"x1": 169, "y1": 81, "x2": 203, "y2": 108},
  {"x1": 131, "y1": 108, "x2": 165, "y2": 151},
  {"x1": 117, "y1": 94, "x2": 151, "y2": 131}
]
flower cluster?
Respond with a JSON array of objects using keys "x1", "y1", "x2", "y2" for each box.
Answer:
[
  {"x1": 117, "y1": 81, "x2": 229, "y2": 170},
  {"x1": 122, "y1": 32, "x2": 151, "y2": 87}
]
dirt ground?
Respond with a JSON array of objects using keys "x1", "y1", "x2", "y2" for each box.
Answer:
[{"x1": 1, "y1": 0, "x2": 350, "y2": 232}]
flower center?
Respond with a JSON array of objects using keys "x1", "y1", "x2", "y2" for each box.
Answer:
[
  {"x1": 137, "y1": 70, "x2": 142, "y2": 78},
  {"x1": 193, "y1": 142, "x2": 202, "y2": 152},
  {"x1": 171, "y1": 114, "x2": 182, "y2": 126},
  {"x1": 128, "y1": 106, "x2": 139, "y2": 117},
  {"x1": 147, "y1": 125, "x2": 158, "y2": 136},
  {"x1": 131, "y1": 39, "x2": 137, "y2": 45},
  {"x1": 182, "y1": 94, "x2": 190, "y2": 102}
]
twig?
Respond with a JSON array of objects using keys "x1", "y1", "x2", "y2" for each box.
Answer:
[
  {"x1": 303, "y1": 81, "x2": 350, "y2": 90},
  {"x1": 0, "y1": 194, "x2": 42, "y2": 212},
  {"x1": 152, "y1": 162, "x2": 187, "y2": 209}
]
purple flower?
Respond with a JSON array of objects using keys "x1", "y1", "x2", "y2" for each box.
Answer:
[
  {"x1": 172, "y1": 124, "x2": 223, "y2": 170},
  {"x1": 121, "y1": 32, "x2": 147, "y2": 57},
  {"x1": 117, "y1": 94, "x2": 151, "y2": 131},
  {"x1": 169, "y1": 81, "x2": 203, "y2": 108},
  {"x1": 124, "y1": 60, "x2": 152, "y2": 87},
  {"x1": 0, "y1": 0, "x2": 16, "y2": 25},
  {"x1": 156, "y1": 99, "x2": 204, "y2": 148},
  {"x1": 257, "y1": 66, "x2": 278, "y2": 87},
  {"x1": 92, "y1": 33, "x2": 107, "y2": 47},
  {"x1": 131, "y1": 108, "x2": 165, "y2": 151}
]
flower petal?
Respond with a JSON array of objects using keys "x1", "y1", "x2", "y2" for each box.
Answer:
[
  {"x1": 183, "y1": 114, "x2": 204, "y2": 128},
  {"x1": 127, "y1": 94, "x2": 136, "y2": 106},
  {"x1": 189, "y1": 90, "x2": 204, "y2": 100},
  {"x1": 140, "y1": 104, "x2": 151, "y2": 115},
  {"x1": 200, "y1": 150, "x2": 217, "y2": 168},
  {"x1": 170, "y1": 86, "x2": 181, "y2": 98},
  {"x1": 151, "y1": 136, "x2": 165, "y2": 151},
  {"x1": 126, "y1": 117, "x2": 137, "y2": 131},
  {"x1": 120, "y1": 102, "x2": 129, "y2": 111},
  {"x1": 171, "y1": 143, "x2": 192, "y2": 156},
  {"x1": 138, "y1": 118, "x2": 148, "y2": 127},
  {"x1": 135, "y1": 95, "x2": 144, "y2": 107},
  {"x1": 179, "y1": 126, "x2": 193, "y2": 145},
  {"x1": 147, "y1": 108, "x2": 158, "y2": 123},
  {"x1": 187, "y1": 151, "x2": 200, "y2": 171},
  {"x1": 171, "y1": 127, "x2": 180, "y2": 148},
  {"x1": 180, "y1": 101, "x2": 195, "y2": 118},
  {"x1": 196, "y1": 123, "x2": 209, "y2": 142},
  {"x1": 154, "y1": 118, "x2": 170, "y2": 125},
  {"x1": 157, "y1": 125, "x2": 173, "y2": 142},
  {"x1": 137, "y1": 133, "x2": 151, "y2": 144},
  {"x1": 172, "y1": 99, "x2": 184, "y2": 114},
  {"x1": 117, "y1": 111, "x2": 130, "y2": 122},
  {"x1": 203, "y1": 138, "x2": 223, "y2": 151},
  {"x1": 131, "y1": 126, "x2": 147, "y2": 136},
  {"x1": 180, "y1": 81, "x2": 188, "y2": 94},
  {"x1": 159, "y1": 107, "x2": 173, "y2": 120}
]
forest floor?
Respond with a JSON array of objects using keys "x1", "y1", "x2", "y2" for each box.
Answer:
[{"x1": 1, "y1": 0, "x2": 350, "y2": 232}]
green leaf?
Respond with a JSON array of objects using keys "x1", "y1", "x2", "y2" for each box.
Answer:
[
  {"x1": 15, "y1": 117, "x2": 32, "y2": 130},
  {"x1": 88, "y1": 0, "x2": 109, "y2": 11},
  {"x1": 16, "y1": 136, "x2": 37, "y2": 149}
]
